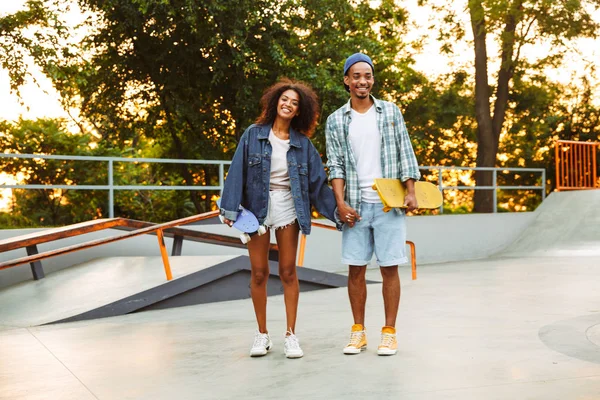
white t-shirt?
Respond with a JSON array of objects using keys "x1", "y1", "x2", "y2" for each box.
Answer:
[
  {"x1": 268, "y1": 129, "x2": 291, "y2": 190},
  {"x1": 348, "y1": 105, "x2": 382, "y2": 203}
]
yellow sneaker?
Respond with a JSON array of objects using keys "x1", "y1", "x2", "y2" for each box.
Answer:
[
  {"x1": 377, "y1": 326, "x2": 397, "y2": 356},
  {"x1": 343, "y1": 324, "x2": 367, "y2": 354}
]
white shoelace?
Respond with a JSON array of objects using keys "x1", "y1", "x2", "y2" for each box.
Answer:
[
  {"x1": 380, "y1": 333, "x2": 395, "y2": 348},
  {"x1": 348, "y1": 331, "x2": 364, "y2": 346},
  {"x1": 285, "y1": 330, "x2": 300, "y2": 350},
  {"x1": 253, "y1": 331, "x2": 269, "y2": 349}
]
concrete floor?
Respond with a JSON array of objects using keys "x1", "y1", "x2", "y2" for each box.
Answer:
[
  {"x1": 1, "y1": 190, "x2": 599, "y2": 399},
  {"x1": 1, "y1": 255, "x2": 599, "y2": 399}
]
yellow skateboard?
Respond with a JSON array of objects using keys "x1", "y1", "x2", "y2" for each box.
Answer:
[{"x1": 372, "y1": 179, "x2": 443, "y2": 212}]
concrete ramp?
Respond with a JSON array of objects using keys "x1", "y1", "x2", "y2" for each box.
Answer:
[
  {"x1": 499, "y1": 190, "x2": 600, "y2": 258},
  {"x1": 0, "y1": 255, "x2": 236, "y2": 327},
  {"x1": 0, "y1": 255, "x2": 358, "y2": 327}
]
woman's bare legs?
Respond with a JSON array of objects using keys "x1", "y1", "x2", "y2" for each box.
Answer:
[
  {"x1": 274, "y1": 222, "x2": 301, "y2": 332},
  {"x1": 247, "y1": 230, "x2": 272, "y2": 333}
]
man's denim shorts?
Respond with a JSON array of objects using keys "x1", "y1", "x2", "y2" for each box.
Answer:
[{"x1": 341, "y1": 202, "x2": 408, "y2": 267}]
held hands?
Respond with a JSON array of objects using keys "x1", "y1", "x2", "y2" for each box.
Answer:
[{"x1": 338, "y1": 202, "x2": 360, "y2": 228}]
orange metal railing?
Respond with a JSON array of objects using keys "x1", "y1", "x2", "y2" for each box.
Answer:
[
  {"x1": 297, "y1": 221, "x2": 418, "y2": 280},
  {"x1": 555, "y1": 140, "x2": 599, "y2": 191},
  {"x1": 0, "y1": 211, "x2": 283, "y2": 282}
]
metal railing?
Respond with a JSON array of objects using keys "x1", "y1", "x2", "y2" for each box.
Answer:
[
  {"x1": 298, "y1": 221, "x2": 418, "y2": 280},
  {"x1": 0, "y1": 153, "x2": 231, "y2": 218},
  {"x1": 555, "y1": 140, "x2": 599, "y2": 191},
  {"x1": 0, "y1": 211, "x2": 221, "y2": 281},
  {"x1": 419, "y1": 166, "x2": 546, "y2": 213},
  {"x1": 0, "y1": 153, "x2": 546, "y2": 216}
]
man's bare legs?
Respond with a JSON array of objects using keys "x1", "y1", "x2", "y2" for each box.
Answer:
[
  {"x1": 348, "y1": 265, "x2": 367, "y2": 325},
  {"x1": 380, "y1": 265, "x2": 400, "y2": 327},
  {"x1": 348, "y1": 265, "x2": 401, "y2": 327}
]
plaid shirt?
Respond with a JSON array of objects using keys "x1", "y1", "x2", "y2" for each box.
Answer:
[{"x1": 325, "y1": 96, "x2": 421, "y2": 213}]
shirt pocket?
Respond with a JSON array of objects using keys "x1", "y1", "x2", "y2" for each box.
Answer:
[
  {"x1": 298, "y1": 163, "x2": 309, "y2": 192},
  {"x1": 247, "y1": 154, "x2": 263, "y2": 186},
  {"x1": 248, "y1": 154, "x2": 262, "y2": 167},
  {"x1": 382, "y1": 120, "x2": 396, "y2": 137}
]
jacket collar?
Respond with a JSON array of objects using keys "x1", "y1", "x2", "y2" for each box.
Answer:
[
  {"x1": 342, "y1": 95, "x2": 383, "y2": 115},
  {"x1": 257, "y1": 123, "x2": 302, "y2": 148}
]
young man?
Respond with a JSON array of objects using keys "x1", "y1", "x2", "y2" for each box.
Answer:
[{"x1": 325, "y1": 53, "x2": 420, "y2": 356}]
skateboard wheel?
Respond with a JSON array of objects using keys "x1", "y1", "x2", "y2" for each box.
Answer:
[
  {"x1": 257, "y1": 225, "x2": 267, "y2": 235},
  {"x1": 240, "y1": 233, "x2": 251, "y2": 244}
]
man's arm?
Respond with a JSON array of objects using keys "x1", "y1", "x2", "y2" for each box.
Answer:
[
  {"x1": 325, "y1": 116, "x2": 360, "y2": 224},
  {"x1": 394, "y1": 106, "x2": 420, "y2": 212},
  {"x1": 331, "y1": 178, "x2": 359, "y2": 226}
]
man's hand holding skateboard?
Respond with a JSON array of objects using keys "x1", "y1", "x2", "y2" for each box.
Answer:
[
  {"x1": 371, "y1": 179, "x2": 441, "y2": 212},
  {"x1": 402, "y1": 179, "x2": 418, "y2": 212}
]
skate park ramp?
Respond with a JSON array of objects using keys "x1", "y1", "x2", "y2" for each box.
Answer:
[
  {"x1": 0, "y1": 255, "x2": 355, "y2": 328},
  {"x1": 498, "y1": 189, "x2": 600, "y2": 257},
  {"x1": 1, "y1": 190, "x2": 600, "y2": 399}
]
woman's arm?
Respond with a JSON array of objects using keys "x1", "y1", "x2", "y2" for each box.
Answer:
[
  {"x1": 307, "y1": 143, "x2": 342, "y2": 230},
  {"x1": 219, "y1": 130, "x2": 249, "y2": 221}
]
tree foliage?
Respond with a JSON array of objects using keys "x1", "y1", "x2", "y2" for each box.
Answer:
[
  {"x1": 1, "y1": 0, "x2": 599, "y2": 224},
  {"x1": 0, "y1": 118, "x2": 207, "y2": 225},
  {"x1": 0, "y1": 118, "x2": 106, "y2": 225},
  {"x1": 0, "y1": 0, "x2": 67, "y2": 98},
  {"x1": 10, "y1": 0, "x2": 426, "y2": 213},
  {"x1": 420, "y1": 0, "x2": 600, "y2": 211}
]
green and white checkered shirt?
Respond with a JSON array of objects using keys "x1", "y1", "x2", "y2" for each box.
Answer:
[{"x1": 325, "y1": 96, "x2": 421, "y2": 214}]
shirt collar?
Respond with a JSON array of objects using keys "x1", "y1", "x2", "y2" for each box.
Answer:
[
  {"x1": 257, "y1": 123, "x2": 302, "y2": 148},
  {"x1": 343, "y1": 95, "x2": 383, "y2": 115}
]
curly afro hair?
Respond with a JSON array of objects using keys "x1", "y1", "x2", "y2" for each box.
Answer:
[{"x1": 256, "y1": 78, "x2": 320, "y2": 137}]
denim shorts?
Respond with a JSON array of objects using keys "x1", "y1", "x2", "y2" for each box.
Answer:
[
  {"x1": 264, "y1": 190, "x2": 297, "y2": 230},
  {"x1": 341, "y1": 202, "x2": 408, "y2": 267}
]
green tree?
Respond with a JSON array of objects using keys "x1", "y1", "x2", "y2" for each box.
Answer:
[
  {"x1": 421, "y1": 0, "x2": 600, "y2": 211},
  {"x1": 501, "y1": 69, "x2": 600, "y2": 194},
  {"x1": 0, "y1": 0, "x2": 67, "y2": 98},
  {"x1": 0, "y1": 118, "x2": 205, "y2": 225},
  {"x1": 0, "y1": 118, "x2": 106, "y2": 225},
  {"x1": 2, "y1": 0, "x2": 429, "y2": 215},
  {"x1": 470, "y1": 0, "x2": 600, "y2": 212}
]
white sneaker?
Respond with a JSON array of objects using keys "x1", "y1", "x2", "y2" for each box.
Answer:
[
  {"x1": 250, "y1": 330, "x2": 272, "y2": 357},
  {"x1": 284, "y1": 329, "x2": 304, "y2": 359}
]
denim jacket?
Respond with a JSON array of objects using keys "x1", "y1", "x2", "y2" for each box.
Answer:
[{"x1": 219, "y1": 124, "x2": 341, "y2": 235}]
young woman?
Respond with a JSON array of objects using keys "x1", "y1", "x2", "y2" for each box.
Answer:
[{"x1": 219, "y1": 79, "x2": 340, "y2": 359}]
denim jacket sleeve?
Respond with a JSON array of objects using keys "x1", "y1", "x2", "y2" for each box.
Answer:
[
  {"x1": 308, "y1": 141, "x2": 343, "y2": 231},
  {"x1": 219, "y1": 130, "x2": 248, "y2": 221}
]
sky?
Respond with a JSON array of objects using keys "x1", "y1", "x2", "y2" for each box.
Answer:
[
  {"x1": 0, "y1": 0, "x2": 599, "y2": 122},
  {"x1": 0, "y1": 0, "x2": 76, "y2": 121}
]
